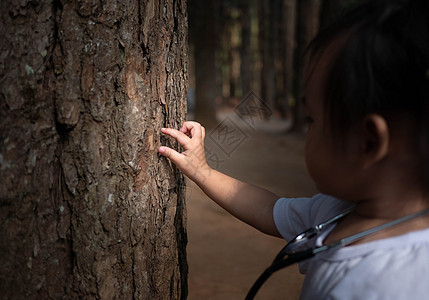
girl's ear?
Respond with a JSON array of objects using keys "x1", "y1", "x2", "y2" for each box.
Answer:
[{"x1": 360, "y1": 114, "x2": 390, "y2": 168}]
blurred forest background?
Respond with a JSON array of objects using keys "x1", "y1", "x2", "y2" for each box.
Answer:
[
  {"x1": 184, "y1": 1, "x2": 362, "y2": 298},
  {"x1": 187, "y1": 0, "x2": 356, "y2": 131}
]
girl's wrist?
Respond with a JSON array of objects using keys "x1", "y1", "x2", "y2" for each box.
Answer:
[{"x1": 189, "y1": 164, "x2": 213, "y2": 186}]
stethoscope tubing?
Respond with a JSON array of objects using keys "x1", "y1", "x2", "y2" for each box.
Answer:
[
  {"x1": 245, "y1": 207, "x2": 429, "y2": 300},
  {"x1": 245, "y1": 248, "x2": 314, "y2": 300}
]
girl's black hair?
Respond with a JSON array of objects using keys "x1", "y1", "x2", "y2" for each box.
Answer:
[{"x1": 308, "y1": 0, "x2": 429, "y2": 187}]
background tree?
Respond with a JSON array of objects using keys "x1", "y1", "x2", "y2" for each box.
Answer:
[
  {"x1": 188, "y1": 0, "x2": 218, "y2": 128},
  {"x1": 280, "y1": 0, "x2": 296, "y2": 118},
  {"x1": 258, "y1": 0, "x2": 276, "y2": 111},
  {"x1": 290, "y1": 0, "x2": 320, "y2": 131},
  {"x1": 239, "y1": 0, "x2": 253, "y2": 97},
  {"x1": 0, "y1": 0, "x2": 188, "y2": 298},
  {"x1": 319, "y1": 0, "x2": 345, "y2": 29},
  {"x1": 186, "y1": 0, "x2": 354, "y2": 132}
]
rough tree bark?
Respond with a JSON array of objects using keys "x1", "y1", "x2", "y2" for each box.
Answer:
[{"x1": 0, "y1": 0, "x2": 188, "y2": 298}]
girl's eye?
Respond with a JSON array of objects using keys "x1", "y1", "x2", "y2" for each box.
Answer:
[{"x1": 304, "y1": 116, "x2": 314, "y2": 124}]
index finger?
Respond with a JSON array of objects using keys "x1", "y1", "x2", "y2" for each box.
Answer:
[
  {"x1": 180, "y1": 121, "x2": 203, "y2": 139},
  {"x1": 161, "y1": 127, "x2": 191, "y2": 147}
]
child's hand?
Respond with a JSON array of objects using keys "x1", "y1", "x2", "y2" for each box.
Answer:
[{"x1": 158, "y1": 121, "x2": 210, "y2": 182}]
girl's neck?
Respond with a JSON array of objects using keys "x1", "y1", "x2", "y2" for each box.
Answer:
[
  {"x1": 324, "y1": 194, "x2": 429, "y2": 246},
  {"x1": 353, "y1": 191, "x2": 429, "y2": 220}
]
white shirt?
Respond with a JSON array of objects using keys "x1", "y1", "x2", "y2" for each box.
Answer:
[{"x1": 273, "y1": 194, "x2": 429, "y2": 299}]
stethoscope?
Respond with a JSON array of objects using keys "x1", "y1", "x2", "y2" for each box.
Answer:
[{"x1": 245, "y1": 206, "x2": 429, "y2": 300}]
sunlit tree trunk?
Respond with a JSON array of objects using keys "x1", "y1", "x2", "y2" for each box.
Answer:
[{"x1": 0, "y1": 0, "x2": 188, "y2": 298}]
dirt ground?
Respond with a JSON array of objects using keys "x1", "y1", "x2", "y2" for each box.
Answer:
[{"x1": 185, "y1": 111, "x2": 318, "y2": 299}]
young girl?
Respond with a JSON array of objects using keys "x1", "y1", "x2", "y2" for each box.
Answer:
[{"x1": 159, "y1": 0, "x2": 429, "y2": 298}]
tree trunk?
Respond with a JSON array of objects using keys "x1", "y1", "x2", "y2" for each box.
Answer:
[
  {"x1": 258, "y1": 0, "x2": 276, "y2": 112},
  {"x1": 281, "y1": 0, "x2": 296, "y2": 118},
  {"x1": 189, "y1": 0, "x2": 218, "y2": 129},
  {"x1": 319, "y1": 0, "x2": 345, "y2": 29},
  {"x1": 0, "y1": 0, "x2": 188, "y2": 298},
  {"x1": 228, "y1": 22, "x2": 237, "y2": 100},
  {"x1": 213, "y1": 0, "x2": 224, "y2": 107},
  {"x1": 240, "y1": 1, "x2": 252, "y2": 97},
  {"x1": 290, "y1": 0, "x2": 319, "y2": 132}
]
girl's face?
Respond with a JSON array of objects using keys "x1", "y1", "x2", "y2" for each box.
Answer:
[{"x1": 303, "y1": 47, "x2": 363, "y2": 201}]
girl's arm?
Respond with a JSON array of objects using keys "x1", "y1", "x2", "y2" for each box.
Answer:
[{"x1": 158, "y1": 121, "x2": 281, "y2": 237}]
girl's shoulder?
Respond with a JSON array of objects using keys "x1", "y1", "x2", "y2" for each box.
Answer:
[{"x1": 273, "y1": 193, "x2": 352, "y2": 241}]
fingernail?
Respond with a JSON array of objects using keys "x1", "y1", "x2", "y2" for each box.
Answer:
[{"x1": 159, "y1": 147, "x2": 165, "y2": 154}]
